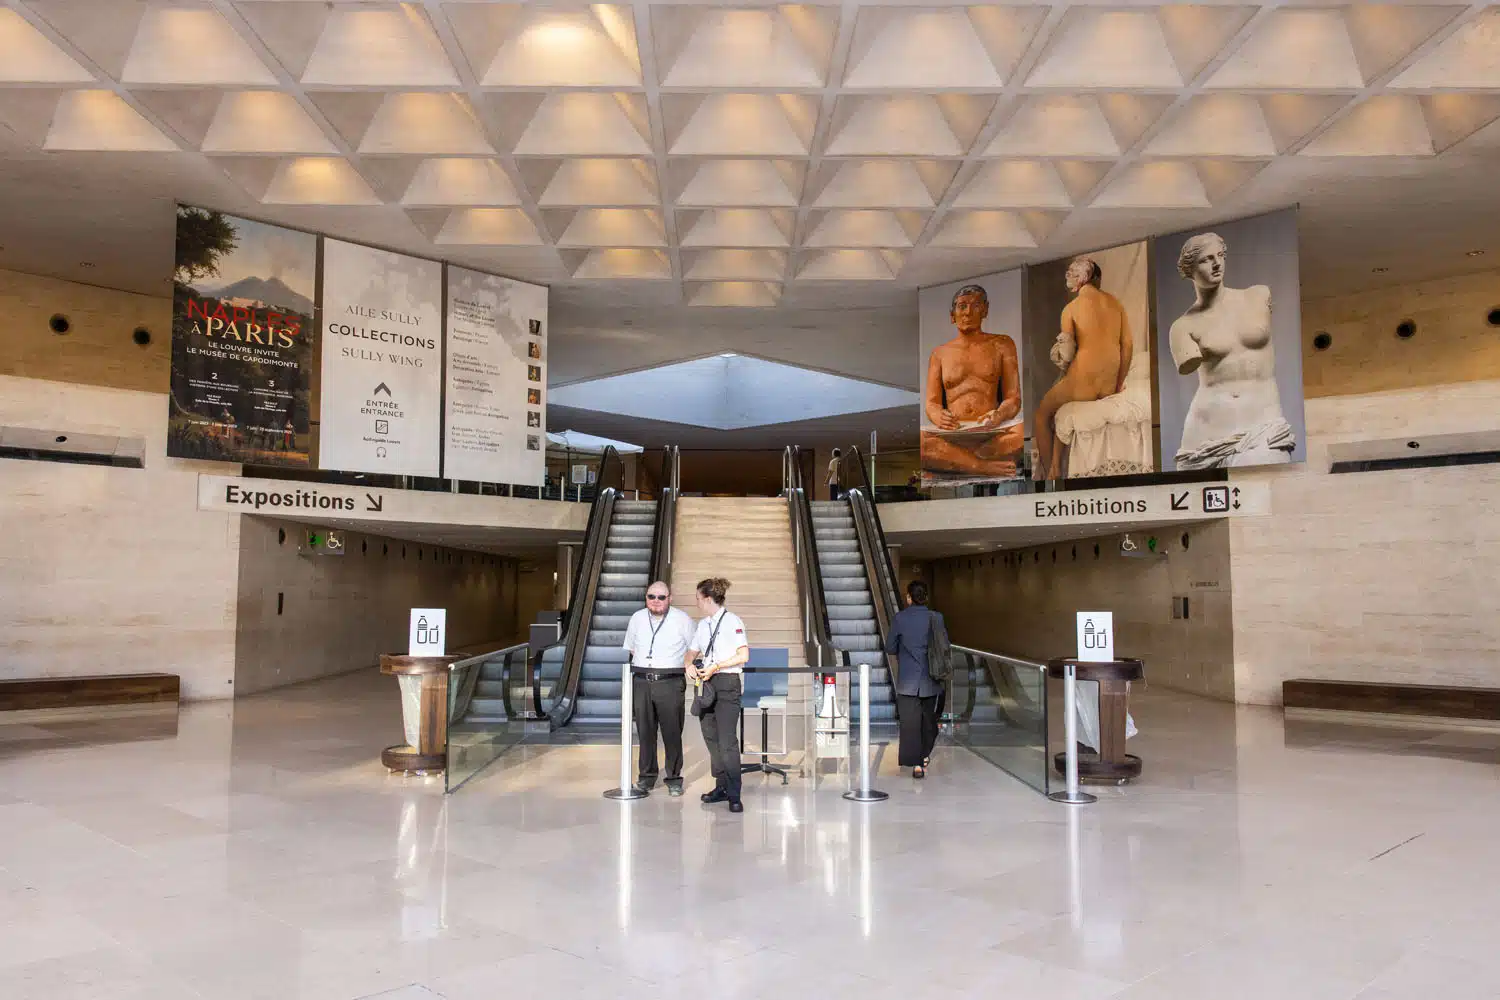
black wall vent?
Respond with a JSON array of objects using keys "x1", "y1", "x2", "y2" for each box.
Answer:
[
  {"x1": 1330, "y1": 450, "x2": 1500, "y2": 474},
  {"x1": 0, "y1": 426, "x2": 145, "y2": 468}
]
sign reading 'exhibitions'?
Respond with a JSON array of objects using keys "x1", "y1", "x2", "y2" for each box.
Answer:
[
  {"x1": 443, "y1": 266, "x2": 548, "y2": 485},
  {"x1": 319, "y1": 239, "x2": 443, "y2": 477},
  {"x1": 168, "y1": 207, "x2": 316, "y2": 466}
]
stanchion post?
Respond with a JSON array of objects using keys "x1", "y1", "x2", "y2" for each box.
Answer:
[
  {"x1": 604, "y1": 663, "x2": 647, "y2": 800},
  {"x1": 843, "y1": 662, "x2": 889, "y2": 803},
  {"x1": 1049, "y1": 662, "x2": 1096, "y2": 805}
]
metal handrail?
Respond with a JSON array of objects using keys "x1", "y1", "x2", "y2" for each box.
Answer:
[
  {"x1": 783, "y1": 446, "x2": 844, "y2": 672},
  {"x1": 648, "y1": 445, "x2": 679, "y2": 588},
  {"x1": 844, "y1": 444, "x2": 901, "y2": 690},
  {"x1": 448, "y1": 641, "x2": 529, "y2": 723},
  {"x1": 949, "y1": 644, "x2": 1047, "y2": 724},
  {"x1": 544, "y1": 446, "x2": 625, "y2": 729}
]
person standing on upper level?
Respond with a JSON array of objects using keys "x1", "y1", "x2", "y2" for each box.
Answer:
[{"x1": 623, "y1": 581, "x2": 695, "y2": 796}]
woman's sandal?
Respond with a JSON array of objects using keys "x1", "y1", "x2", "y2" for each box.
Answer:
[{"x1": 913, "y1": 765, "x2": 925, "y2": 779}]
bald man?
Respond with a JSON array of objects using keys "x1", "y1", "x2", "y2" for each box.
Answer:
[
  {"x1": 922, "y1": 284, "x2": 1024, "y2": 479},
  {"x1": 623, "y1": 581, "x2": 696, "y2": 795}
]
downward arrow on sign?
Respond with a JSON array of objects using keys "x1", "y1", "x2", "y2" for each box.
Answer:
[
  {"x1": 1170, "y1": 491, "x2": 1189, "y2": 511},
  {"x1": 366, "y1": 494, "x2": 383, "y2": 513}
]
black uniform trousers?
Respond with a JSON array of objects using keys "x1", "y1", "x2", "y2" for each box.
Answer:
[
  {"x1": 896, "y1": 692, "x2": 940, "y2": 767},
  {"x1": 633, "y1": 671, "x2": 687, "y2": 787},
  {"x1": 698, "y1": 673, "x2": 743, "y2": 800}
]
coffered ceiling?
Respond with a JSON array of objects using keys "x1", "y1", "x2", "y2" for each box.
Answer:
[{"x1": 2, "y1": 1, "x2": 1500, "y2": 310}]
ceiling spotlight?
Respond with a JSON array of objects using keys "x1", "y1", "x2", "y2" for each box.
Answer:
[
  {"x1": 1372, "y1": 266, "x2": 1388, "y2": 273},
  {"x1": 1467, "y1": 249, "x2": 1486, "y2": 257}
]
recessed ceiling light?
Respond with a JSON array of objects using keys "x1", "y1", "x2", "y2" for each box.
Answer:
[
  {"x1": 1372, "y1": 266, "x2": 1388, "y2": 273},
  {"x1": 1467, "y1": 249, "x2": 1485, "y2": 257}
]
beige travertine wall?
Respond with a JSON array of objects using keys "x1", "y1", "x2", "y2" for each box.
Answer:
[
  {"x1": 0, "y1": 267, "x2": 171, "y2": 392},
  {"x1": 926, "y1": 520, "x2": 1236, "y2": 701},
  {"x1": 1302, "y1": 268, "x2": 1500, "y2": 397},
  {"x1": 233, "y1": 518, "x2": 520, "y2": 695},
  {"x1": 1229, "y1": 379, "x2": 1500, "y2": 705},
  {"x1": 0, "y1": 374, "x2": 242, "y2": 699}
]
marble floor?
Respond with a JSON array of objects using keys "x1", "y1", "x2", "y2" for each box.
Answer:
[{"x1": 2, "y1": 671, "x2": 1498, "y2": 1000}]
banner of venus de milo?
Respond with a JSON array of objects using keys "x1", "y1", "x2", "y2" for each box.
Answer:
[
  {"x1": 168, "y1": 207, "x2": 316, "y2": 465},
  {"x1": 1153, "y1": 208, "x2": 1306, "y2": 472},
  {"x1": 917, "y1": 268, "x2": 1026, "y2": 486},
  {"x1": 319, "y1": 239, "x2": 444, "y2": 477}
]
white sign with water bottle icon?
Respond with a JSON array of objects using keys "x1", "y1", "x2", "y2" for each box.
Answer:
[
  {"x1": 408, "y1": 608, "x2": 447, "y2": 656},
  {"x1": 1076, "y1": 611, "x2": 1113, "y2": 662}
]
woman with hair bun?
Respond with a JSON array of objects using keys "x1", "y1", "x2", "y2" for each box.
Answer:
[{"x1": 685, "y1": 577, "x2": 750, "y2": 813}]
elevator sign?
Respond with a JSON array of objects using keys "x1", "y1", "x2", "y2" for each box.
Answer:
[
  {"x1": 1077, "y1": 612, "x2": 1114, "y2": 663},
  {"x1": 409, "y1": 608, "x2": 446, "y2": 656}
]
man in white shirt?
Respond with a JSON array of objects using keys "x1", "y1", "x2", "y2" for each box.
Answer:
[
  {"x1": 684, "y1": 577, "x2": 751, "y2": 813},
  {"x1": 622, "y1": 581, "x2": 695, "y2": 796}
]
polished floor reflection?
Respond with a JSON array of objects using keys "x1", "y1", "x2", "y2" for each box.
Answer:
[{"x1": 1, "y1": 670, "x2": 1497, "y2": 1000}]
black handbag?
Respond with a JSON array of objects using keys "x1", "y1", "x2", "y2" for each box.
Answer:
[{"x1": 690, "y1": 614, "x2": 727, "y2": 718}]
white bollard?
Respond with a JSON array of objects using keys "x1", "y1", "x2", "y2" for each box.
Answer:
[
  {"x1": 604, "y1": 663, "x2": 647, "y2": 800},
  {"x1": 842, "y1": 662, "x2": 888, "y2": 803},
  {"x1": 1049, "y1": 662, "x2": 1096, "y2": 805}
]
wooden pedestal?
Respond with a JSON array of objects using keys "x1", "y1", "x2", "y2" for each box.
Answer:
[
  {"x1": 1048, "y1": 657, "x2": 1145, "y2": 784},
  {"x1": 379, "y1": 654, "x2": 460, "y2": 775}
]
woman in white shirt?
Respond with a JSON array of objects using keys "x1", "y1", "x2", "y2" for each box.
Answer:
[{"x1": 684, "y1": 577, "x2": 750, "y2": 813}]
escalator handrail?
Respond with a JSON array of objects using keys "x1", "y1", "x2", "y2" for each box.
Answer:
[
  {"x1": 647, "y1": 445, "x2": 678, "y2": 588},
  {"x1": 545, "y1": 446, "x2": 624, "y2": 729},
  {"x1": 949, "y1": 644, "x2": 1047, "y2": 724},
  {"x1": 844, "y1": 445, "x2": 901, "y2": 622},
  {"x1": 843, "y1": 445, "x2": 901, "y2": 690},
  {"x1": 783, "y1": 446, "x2": 846, "y2": 671}
]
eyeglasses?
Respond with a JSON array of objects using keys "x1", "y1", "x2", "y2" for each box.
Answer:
[{"x1": 646, "y1": 594, "x2": 669, "y2": 601}]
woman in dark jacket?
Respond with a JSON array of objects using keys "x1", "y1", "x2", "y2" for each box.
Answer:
[{"x1": 884, "y1": 580, "x2": 946, "y2": 778}]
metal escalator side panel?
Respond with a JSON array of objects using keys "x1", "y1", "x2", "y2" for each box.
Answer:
[{"x1": 547, "y1": 488, "x2": 619, "y2": 730}]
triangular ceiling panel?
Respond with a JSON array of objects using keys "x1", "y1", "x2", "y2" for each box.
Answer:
[
  {"x1": 1207, "y1": 10, "x2": 1365, "y2": 90},
  {"x1": 1092, "y1": 162, "x2": 1210, "y2": 208},
  {"x1": 532, "y1": 159, "x2": 657, "y2": 207},
  {"x1": 1343, "y1": 4, "x2": 1464, "y2": 83},
  {"x1": 656, "y1": 7, "x2": 832, "y2": 88},
  {"x1": 44, "y1": 90, "x2": 176, "y2": 151},
  {"x1": 686, "y1": 283, "x2": 782, "y2": 308},
  {"x1": 1144, "y1": 95, "x2": 1278, "y2": 157},
  {"x1": 1298, "y1": 96, "x2": 1435, "y2": 157},
  {"x1": 810, "y1": 161, "x2": 946, "y2": 209},
  {"x1": 448, "y1": 5, "x2": 641, "y2": 87},
  {"x1": 1420, "y1": 94, "x2": 1500, "y2": 153},
  {"x1": 434, "y1": 208, "x2": 544, "y2": 246},
  {"x1": 553, "y1": 208, "x2": 666, "y2": 248},
  {"x1": 132, "y1": 88, "x2": 221, "y2": 148},
  {"x1": 1027, "y1": 10, "x2": 1184, "y2": 88},
  {"x1": 201, "y1": 92, "x2": 337, "y2": 154},
  {"x1": 929, "y1": 211, "x2": 1038, "y2": 249},
  {"x1": 985, "y1": 96, "x2": 1121, "y2": 157},
  {"x1": 795, "y1": 249, "x2": 903, "y2": 281},
  {"x1": 843, "y1": 7, "x2": 1044, "y2": 89},
  {"x1": 0, "y1": 9, "x2": 94, "y2": 83},
  {"x1": 1195, "y1": 159, "x2": 1270, "y2": 203},
  {"x1": 826, "y1": 95, "x2": 991, "y2": 157},
  {"x1": 954, "y1": 160, "x2": 1073, "y2": 209},
  {"x1": 679, "y1": 210, "x2": 792, "y2": 249},
  {"x1": 300, "y1": 6, "x2": 458, "y2": 86},
  {"x1": 1258, "y1": 94, "x2": 1351, "y2": 151},
  {"x1": 23, "y1": 0, "x2": 147, "y2": 79},
  {"x1": 1392, "y1": 10, "x2": 1500, "y2": 89},
  {"x1": 804, "y1": 210, "x2": 920, "y2": 249},
  {"x1": 120, "y1": 8, "x2": 276, "y2": 85},
  {"x1": 571, "y1": 249, "x2": 672, "y2": 280},
  {"x1": 402, "y1": 158, "x2": 520, "y2": 206},
  {"x1": 232, "y1": 0, "x2": 331, "y2": 79},
  {"x1": 674, "y1": 160, "x2": 802, "y2": 207},
  {"x1": 357, "y1": 94, "x2": 493, "y2": 155},
  {"x1": 666, "y1": 94, "x2": 815, "y2": 156},
  {"x1": 260, "y1": 157, "x2": 381, "y2": 205},
  {"x1": 1156, "y1": 5, "x2": 1256, "y2": 83},
  {"x1": 510, "y1": 93, "x2": 651, "y2": 155},
  {"x1": 682, "y1": 249, "x2": 787, "y2": 282}
]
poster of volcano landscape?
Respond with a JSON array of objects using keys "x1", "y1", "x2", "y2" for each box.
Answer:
[{"x1": 168, "y1": 206, "x2": 316, "y2": 466}]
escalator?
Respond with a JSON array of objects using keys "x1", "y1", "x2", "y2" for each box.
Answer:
[{"x1": 536, "y1": 446, "x2": 679, "y2": 729}]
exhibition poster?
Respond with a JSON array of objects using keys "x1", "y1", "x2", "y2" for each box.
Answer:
[
  {"x1": 1153, "y1": 209, "x2": 1305, "y2": 472},
  {"x1": 168, "y1": 207, "x2": 316, "y2": 465},
  {"x1": 1024, "y1": 240, "x2": 1156, "y2": 480},
  {"x1": 917, "y1": 268, "x2": 1027, "y2": 486},
  {"x1": 443, "y1": 266, "x2": 548, "y2": 485},
  {"x1": 318, "y1": 239, "x2": 444, "y2": 477}
]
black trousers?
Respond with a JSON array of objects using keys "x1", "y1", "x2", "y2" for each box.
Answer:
[
  {"x1": 634, "y1": 672, "x2": 686, "y2": 786},
  {"x1": 698, "y1": 673, "x2": 743, "y2": 800},
  {"x1": 896, "y1": 693, "x2": 940, "y2": 767}
]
